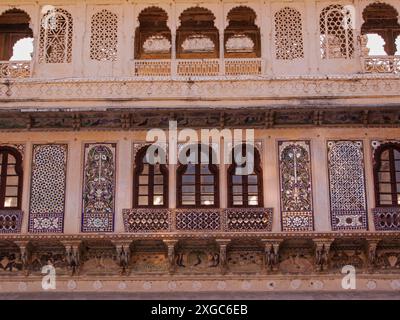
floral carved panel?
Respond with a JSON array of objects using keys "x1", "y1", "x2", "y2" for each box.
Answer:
[
  {"x1": 81, "y1": 143, "x2": 116, "y2": 233},
  {"x1": 279, "y1": 141, "x2": 314, "y2": 231}
]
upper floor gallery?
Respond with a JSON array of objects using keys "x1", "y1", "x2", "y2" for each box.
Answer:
[{"x1": 0, "y1": 0, "x2": 399, "y2": 80}]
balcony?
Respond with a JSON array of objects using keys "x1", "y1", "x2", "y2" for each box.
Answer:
[
  {"x1": 0, "y1": 61, "x2": 31, "y2": 79},
  {"x1": 133, "y1": 58, "x2": 262, "y2": 77},
  {"x1": 122, "y1": 207, "x2": 273, "y2": 233}
]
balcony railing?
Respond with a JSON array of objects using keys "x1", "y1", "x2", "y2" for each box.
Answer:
[
  {"x1": 225, "y1": 58, "x2": 262, "y2": 76},
  {"x1": 362, "y1": 56, "x2": 400, "y2": 74},
  {"x1": 134, "y1": 59, "x2": 171, "y2": 77},
  {"x1": 122, "y1": 207, "x2": 273, "y2": 233},
  {"x1": 373, "y1": 207, "x2": 400, "y2": 231},
  {"x1": 0, "y1": 61, "x2": 31, "y2": 79},
  {"x1": 176, "y1": 59, "x2": 220, "y2": 77},
  {"x1": 0, "y1": 210, "x2": 23, "y2": 233}
]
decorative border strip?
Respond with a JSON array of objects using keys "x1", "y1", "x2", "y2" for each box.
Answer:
[{"x1": 0, "y1": 107, "x2": 400, "y2": 131}]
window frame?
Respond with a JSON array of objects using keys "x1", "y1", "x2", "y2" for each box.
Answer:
[
  {"x1": 0, "y1": 146, "x2": 23, "y2": 210},
  {"x1": 133, "y1": 146, "x2": 169, "y2": 208},
  {"x1": 227, "y1": 144, "x2": 263, "y2": 208},
  {"x1": 373, "y1": 142, "x2": 400, "y2": 207},
  {"x1": 177, "y1": 144, "x2": 219, "y2": 208}
]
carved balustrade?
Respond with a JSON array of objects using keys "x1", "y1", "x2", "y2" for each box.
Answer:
[
  {"x1": 122, "y1": 207, "x2": 273, "y2": 233},
  {"x1": 134, "y1": 60, "x2": 171, "y2": 77},
  {"x1": 224, "y1": 58, "x2": 262, "y2": 76},
  {"x1": 0, "y1": 61, "x2": 31, "y2": 79},
  {"x1": 362, "y1": 56, "x2": 400, "y2": 74}
]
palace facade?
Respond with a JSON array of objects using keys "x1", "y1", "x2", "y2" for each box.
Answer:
[{"x1": 0, "y1": 0, "x2": 400, "y2": 297}]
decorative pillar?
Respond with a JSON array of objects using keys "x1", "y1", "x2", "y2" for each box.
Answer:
[
  {"x1": 216, "y1": 239, "x2": 230, "y2": 275},
  {"x1": 219, "y1": 31, "x2": 225, "y2": 75},
  {"x1": 170, "y1": 3, "x2": 177, "y2": 77}
]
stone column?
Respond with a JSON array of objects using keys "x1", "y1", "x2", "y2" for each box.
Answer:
[
  {"x1": 306, "y1": 0, "x2": 319, "y2": 74},
  {"x1": 311, "y1": 137, "x2": 331, "y2": 232},
  {"x1": 64, "y1": 138, "x2": 82, "y2": 234},
  {"x1": 21, "y1": 142, "x2": 32, "y2": 233}
]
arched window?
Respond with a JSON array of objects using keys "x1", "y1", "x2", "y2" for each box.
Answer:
[
  {"x1": 374, "y1": 143, "x2": 400, "y2": 207},
  {"x1": 319, "y1": 4, "x2": 354, "y2": 59},
  {"x1": 228, "y1": 144, "x2": 263, "y2": 207},
  {"x1": 274, "y1": 7, "x2": 304, "y2": 60},
  {"x1": 177, "y1": 144, "x2": 219, "y2": 207},
  {"x1": 90, "y1": 10, "x2": 118, "y2": 61},
  {"x1": 177, "y1": 7, "x2": 219, "y2": 59},
  {"x1": 361, "y1": 3, "x2": 400, "y2": 56},
  {"x1": 135, "y1": 7, "x2": 171, "y2": 59},
  {"x1": 0, "y1": 9, "x2": 33, "y2": 61},
  {"x1": 39, "y1": 7, "x2": 73, "y2": 63},
  {"x1": 224, "y1": 6, "x2": 261, "y2": 58},
  {"x1": 0, "y1": 147, "x2": 23, "y2": 209},
  {"x1": 133, "y1": 146, "x2": 168, "y2": 208}
]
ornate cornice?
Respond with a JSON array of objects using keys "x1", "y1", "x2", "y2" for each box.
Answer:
[
  {"x1": 1, "y1": 75, "x2": 400, "y2": 103},
  {"x1": 0, "y1": 105, "x2": 400, "y2": 131},
  {"x1": 0, "y1": 231, "x2": 399, "y2": 242}
]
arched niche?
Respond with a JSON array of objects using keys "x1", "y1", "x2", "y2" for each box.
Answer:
[
  {"x1": 176, "y1": 7, "x2": 219, "y2": 59},
  {"x1": 224, "y1": 6, "x2": 261, "y2": 58},
  {"x1": 361, "y1": 2, "x2": 400, "y2": 55},
  {"x1": 135, "y1": 6, "x2": 171, "y2": 59},
  {"x1": 0, "y1": 8, "x2": 33, "y2": 61}
]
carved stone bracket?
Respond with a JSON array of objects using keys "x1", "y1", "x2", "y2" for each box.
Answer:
[
  {"x1": 61, "y1": 240, "x2": 82, "y2": 276},
  {"x1": 216, "y1": 239, "x2": 231, "y2": 275},
  {"x1": 113, "y1": 241, "x2": 132, "y2": 275},
  {"x1": 163, "y1": 239, "x2": 178, "y2": 274},
  {"x1": 261, "y1": 239, "x2": 282, "y2": 273},
  {"x1": 14, "y1": 240, "x2": 30, "y2": 274},
  {"x1": 313, "y1": 239, "x2": 334, "y2": 272},
  {"x1": 366, "y1": 239, "x2": 380, "y2": 270}
]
